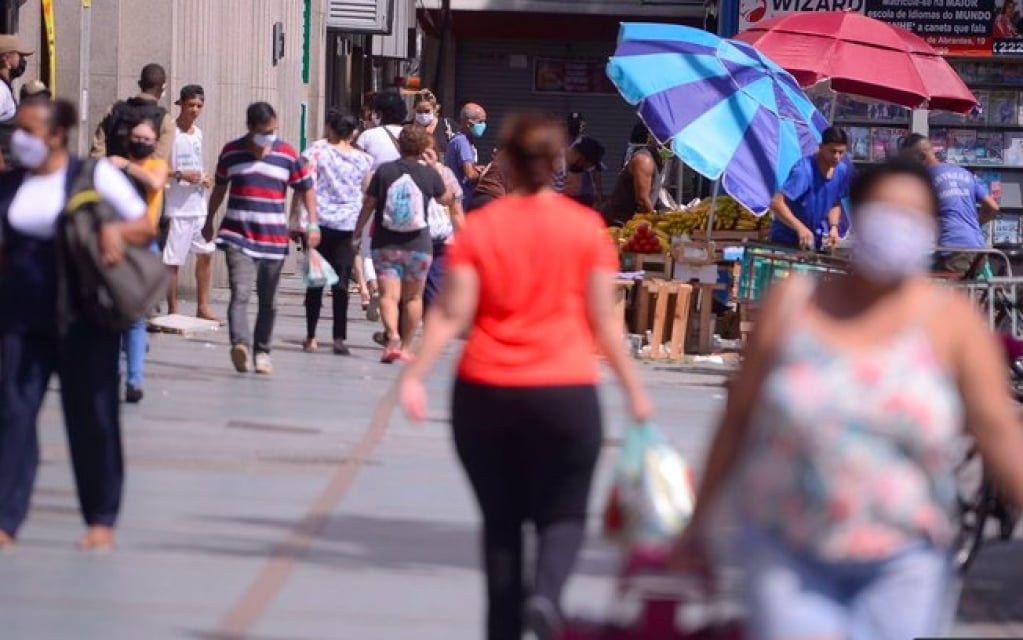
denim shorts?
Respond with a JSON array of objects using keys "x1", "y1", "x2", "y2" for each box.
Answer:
[{"x1": 742, "y1": 528, "x2": 954, "y2": 640}]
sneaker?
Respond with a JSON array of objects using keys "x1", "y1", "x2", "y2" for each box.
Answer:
[
  {"x1": 125, "y1": 385, "x2": 144, "y2": 403},
  {"x1": 365, "y1": 293, "x2": 380, "y2": 322},
  {"x1": 254, "y1": 352, "x2": 273, "y2": 375},
  {"x1": 230, "y1": 343, "x2": 250, "y2": 373},
  {"x1": 525, "y1": 596, "x2": 561, "y2": 640},
  {"x1": 333, "y1": 339, "x2": 351, "y2": 356}
]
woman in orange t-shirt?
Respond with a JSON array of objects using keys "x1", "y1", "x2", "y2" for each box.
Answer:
[
  {"x1": 109, "y1": 118, "x2": 168, "y2": 403},
  {"x1": 399, "y1": 113, "x2": 651, "y2": 640}
]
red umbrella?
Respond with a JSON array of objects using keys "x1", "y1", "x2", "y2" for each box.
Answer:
[{"x1": 736, "y1": 11, "x2": 977, "y2": 114}]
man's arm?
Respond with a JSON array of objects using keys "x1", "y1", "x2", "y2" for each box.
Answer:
[
  {"x1": 980, "y1": 192, "x2": 1000, "y2": 226},
  {"x1": 458, "y1": 138, "x2": 481, "y2": 183},
  {"x1": 770, "y1": 191, "x2": 814, "y2": 248},
  {"x1": 155, "y1": 113, "x2": 176, "y2": 162},
  {"x1": 462, "y1": 160, "x2": 481, "y2": 183},
  {"x1": 825, "y1": 204, "x2": 842, "y2": 247},
  {"x1": 629, "y1": 153, "x2": 656, "y2": 212},
  {"x1": 202, "y1": 183, "x2": 228, "y2": 242}
]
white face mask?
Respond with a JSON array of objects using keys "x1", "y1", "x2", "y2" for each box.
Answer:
[
  {"x1": 851, "y1": 202, "x2": 937, "y2": 284},
  {"x1": 252, "y1": 132, "x2": 277, "y2": 148},
  {"x1": 415, "y1": 112, "x2": 435, "y2": 126},
  {"x1": 11, "y1": 129, "x2": 48, "y2": 170}
]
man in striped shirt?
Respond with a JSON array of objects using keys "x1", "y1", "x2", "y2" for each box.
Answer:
[{"x1": 203, "y1": 102, "x2": 319, "y2": 375}]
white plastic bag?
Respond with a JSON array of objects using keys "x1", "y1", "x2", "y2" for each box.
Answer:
[
  {"x1": 302, "y1": 248, "x2": 340, "y2": 289},
  {"x1": 603, "y1": 422, "x2": 696, "y2": 547}
]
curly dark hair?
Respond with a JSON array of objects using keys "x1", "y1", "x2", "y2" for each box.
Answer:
[{"x1": 372, "y1": 91, "x2": 408, "y2": 125}]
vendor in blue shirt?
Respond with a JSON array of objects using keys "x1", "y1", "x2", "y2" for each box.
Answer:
[
  {"x1": 770, "y1": 126, "x2": 852, "y2": 250},
  {"x1": 900, "y1": 133, "x2": 999, "y2": 274}
]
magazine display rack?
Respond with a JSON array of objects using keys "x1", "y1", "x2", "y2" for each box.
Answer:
[
  {"x1": 812, "y1": 59, "x2": 1023, "y2": 248},
  {"x1": 942, "y1": 59, "x2": 1023, "y2": 247}
]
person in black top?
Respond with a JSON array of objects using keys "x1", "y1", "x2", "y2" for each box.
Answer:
[{"x1": 355, "y1": 125, "x2": 452, "y2": 363}]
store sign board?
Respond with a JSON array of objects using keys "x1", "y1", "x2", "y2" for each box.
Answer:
[
  {"x1": 739, "y1": 0, "x2": 1015, "y2": 56},
  {"x1": 533, "y1": 58, "x2": 618, "y2": 95}
]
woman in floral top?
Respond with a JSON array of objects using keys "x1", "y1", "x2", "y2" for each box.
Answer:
[
  {"x1": 673, "y1": 160, "x2": 1023, "y2": 640},
  {"x1": 294, "y1": 109, "x2": 372, "y2": 355}
]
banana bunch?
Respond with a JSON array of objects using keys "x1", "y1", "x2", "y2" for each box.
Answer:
[{"x1": 621, "y1": 197, "x2": 773, "y2": 235}]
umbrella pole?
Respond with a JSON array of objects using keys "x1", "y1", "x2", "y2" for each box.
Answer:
[{"x1": 706, "y1": 179, "x2": 720, "y2": 242}]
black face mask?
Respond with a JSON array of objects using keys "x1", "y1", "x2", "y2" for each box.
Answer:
[
  {"x1": 128, "y1": 141, "x2": 155, "y2": 159},
  {"x1": 10, "y1": 57, "x2": 26, "y2": 80}
]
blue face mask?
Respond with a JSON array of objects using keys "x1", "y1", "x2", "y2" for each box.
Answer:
[{"x1": 470, "y1": 122, "x2": 487, "y2": 138}]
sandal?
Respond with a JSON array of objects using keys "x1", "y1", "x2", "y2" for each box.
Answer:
[
  {"x1": 380, "y1": 337, "x2": 402, "y2": 364},
  {"x1": 303, "y1": 338, "x2": 318, "y2": 352}
]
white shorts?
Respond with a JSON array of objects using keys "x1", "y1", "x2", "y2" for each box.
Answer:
[{"x1": 163, "y1": 216, "x2": 216, "y2": 266}]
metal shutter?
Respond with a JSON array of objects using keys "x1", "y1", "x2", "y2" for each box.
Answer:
[
  {"x1": 371, "y1": 0, "x2": 414, "y2": 59},
  {"x1": 327, "y1": 0, "x2": 395, "y2": 34},
  {"x1": 455, "y1": 39, "x2": 640, "y2": 192}
]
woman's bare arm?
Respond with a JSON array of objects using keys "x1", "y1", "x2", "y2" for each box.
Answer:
[
  {"x1": 681, "y1": 278, "x2": 796, "y2": 533},
  {"x1": 585, "y1": 268, "x2": 651, "y2": 420}
]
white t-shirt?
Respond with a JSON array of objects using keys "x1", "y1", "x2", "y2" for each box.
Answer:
[
  {"x1": 0, "y1": 82, "x2": 16, "y2": 121},
  {"x1": 166, "y1": 126, "x2": 207, "y2": 218},
  {"x1": 9, "y1": 159, "x2": 147, "y2": 239},
  {"x1": 356, "y1": 125, "x2": 403, "y2": 170}
]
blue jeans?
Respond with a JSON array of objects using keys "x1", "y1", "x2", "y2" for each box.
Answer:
[
  {"x1": 122, "y1": 242, "x2": 159, "y2": 387},
  {"x1": 122, "y1": 318, "x2": 147, "y2": 388},
  {"x1": 743, "y1": 528, "x2": 953, "y2": 640}
]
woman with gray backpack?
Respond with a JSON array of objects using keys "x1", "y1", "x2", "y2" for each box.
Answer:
[
  {"x1": 0, "y1": 97, "x2": 153, "y2": 551},
  {"x1": 354, "y1": 125, "x2": 452, "y2": 363}
]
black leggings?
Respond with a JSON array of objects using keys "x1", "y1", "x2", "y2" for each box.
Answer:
[
  {"x1": 452, "y1": 379, "x2": 602, "y2": 640},
  {"x1": 304, "y1": 228, "x2": 355, "y2": 341}
]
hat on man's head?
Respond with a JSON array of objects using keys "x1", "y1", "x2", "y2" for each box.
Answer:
[
  {"x1": 0, "y1": 35, "x2": 33, "y2": 56},
  {"x1": 176, "y1": 84, "x2": 205, "y2": 104}
]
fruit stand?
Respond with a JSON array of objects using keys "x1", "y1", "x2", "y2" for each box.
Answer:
[{"x1": 610, "y1": 196, "x2": 771, "y2": 358}]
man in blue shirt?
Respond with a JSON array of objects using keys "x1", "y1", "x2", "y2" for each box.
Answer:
[
  {"x1": 770, "y1": 126, "x2": 852, "y2": 250},
  {"x1": 444, "y1": 102, "x2": 487, "y2": 210},
  {"x1": 900, "y1": 133, "x2": 999, "y2": 273}
]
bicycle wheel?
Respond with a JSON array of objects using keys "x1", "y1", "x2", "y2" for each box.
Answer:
[{"x1": 953, "y1": 445, "x2": 991, "y2": 573}]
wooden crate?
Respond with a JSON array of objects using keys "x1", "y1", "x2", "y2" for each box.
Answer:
[
  {"x1": 621, "y1": 252, "x2": 673, "y2": 278},
  {"x1": 634, "y1": 280, "x2": 693, "y2": 361}
]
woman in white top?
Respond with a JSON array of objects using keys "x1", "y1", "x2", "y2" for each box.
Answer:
[
  {"x1": 295, "y1": 109, "x2": 373, "y2": 355},
  {"x1": 0, "y1": 97, "x2": 151, "y2": 551}
]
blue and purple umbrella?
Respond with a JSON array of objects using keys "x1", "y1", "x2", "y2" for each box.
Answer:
[{"x1": 607, "y1": 22, "x2": 842, "y2": 222}]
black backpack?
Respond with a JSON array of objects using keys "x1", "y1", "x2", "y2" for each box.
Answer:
[
  {"x1": 56, "y1": 158, "x2": 169, "y2": 332},
  {"x1": 104, "y1": 97, "x2": 166, "y2": 158}
]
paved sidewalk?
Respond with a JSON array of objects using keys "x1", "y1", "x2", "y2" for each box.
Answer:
[{"x1": 0, "y1": 278, "x2": 1018, "y2": 638}]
